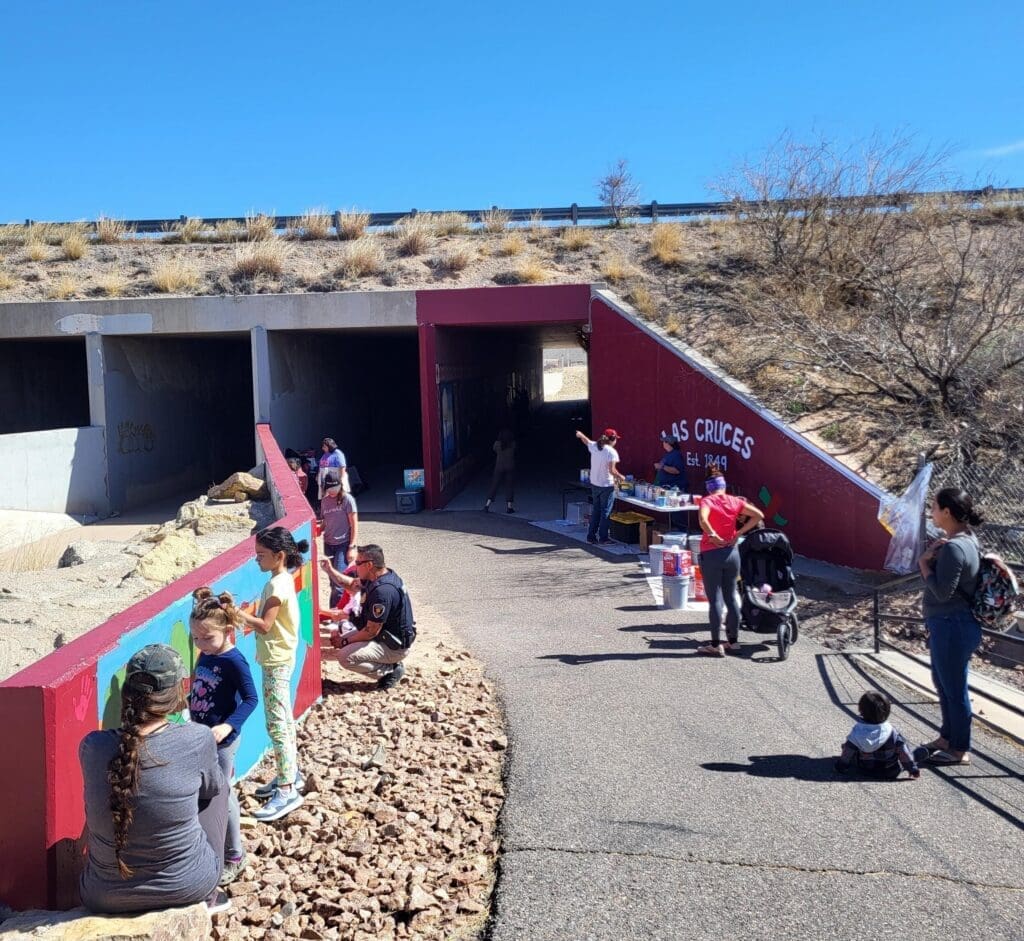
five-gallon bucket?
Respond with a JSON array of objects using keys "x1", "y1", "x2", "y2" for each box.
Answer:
[
  {"x1": 649, "y1": 543, "x2": 666, "y2": 574},
  {"x1": 662, "y1": 575, "x2": 691, "y2": 609}
]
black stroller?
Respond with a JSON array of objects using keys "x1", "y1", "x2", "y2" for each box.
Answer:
[{"x1": 738, "y1": 529, "x2": 799, "y2": 660}]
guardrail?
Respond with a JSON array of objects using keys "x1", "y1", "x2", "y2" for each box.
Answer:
[
  {"x1": 5, "y1": 185, "x2": 1024, "y2": 235},
  {"x1": 870, "y1": 568, "x2": 1024, "y2": 719}
]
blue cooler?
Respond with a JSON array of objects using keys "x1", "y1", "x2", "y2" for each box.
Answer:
[{"x1": 395, "y1": 488, "x2": 424, "y2": 513}]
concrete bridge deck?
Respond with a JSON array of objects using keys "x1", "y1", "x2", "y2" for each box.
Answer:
[{"x1": 373, "y1": 510, "x2": 1024, "y2": 940}]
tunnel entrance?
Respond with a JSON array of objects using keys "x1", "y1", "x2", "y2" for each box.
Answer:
[
  {"x1": 432, "y1": 323, "x2": 591, "y2": 518},
  {"x1": 103, "y1": 334, "x2": 254, "y2": 510},
  {"x1": 0, "y1": 338, "x2": 90, "y2": 434},
  {"x1": 267, "y1": 328, "x2": 423, "y2": 510}
]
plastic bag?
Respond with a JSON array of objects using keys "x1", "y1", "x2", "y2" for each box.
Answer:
[{"x1": 878, "y1": 463, "x2": 932, "y2": 574}]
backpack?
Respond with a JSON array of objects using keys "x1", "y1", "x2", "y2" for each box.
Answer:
[{"x1": 969, "y1": 552, "x2": 1021, "y2": 627}]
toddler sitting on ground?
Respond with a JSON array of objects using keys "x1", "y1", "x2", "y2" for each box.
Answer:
[{"x1": 835, "y1": 690, "x2": 920, "y2": 780}]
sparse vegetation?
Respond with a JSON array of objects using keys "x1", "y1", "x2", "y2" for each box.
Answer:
[
  {"x1": 628, "y1": 284, "x2": 656, "y2": 316},
  {"x1": 95, "y1": 216, "x2": 133, "y2": 244},
  {"x1": 435, "y1": 246, "x2": 473, "y2": 273},
  {"x1": 61, "y1": 230, "x2": 89, "y2": 261},
  {"x1": 600, "y1": 255, "x2": 632, "y2": 283},
  {"x1": 597, "y1": 158, "x2": 641, "y2": 225},
  {"x1": 96, "y1": 270, "x2": 129, "y2": 297},
  {"x1": 663, "y1": 313, "x2": 682, "y2": 337},
  {"x1": 336, "y1": 210, "x2": 370, "y2": 241},
  {"x1": 394, "y1": 217, "x2": 431, "y2": 256},
  {"x1": 499, "y1": 232, "x2": 526, "y2": 256},
  {"x1": 245, "y1": 212, "x2": 277, "y2": 242},
  {"x1": 515, "y1": 258, "x2": 548, "y2": 283},
  {"x1": 288, "y1": 208, "x2": 332, "y2": 241},
  {"x1": 26, "y1": 240, "x2": 49, "y2": 262},
  {"x1": 233, "y1": 240, "x2": 292, "y2": 279},
  {"x1": 649, "y1": 222, "x2": 684, "y2": 264},
  {"x1": 480, "y1": 208, "x2": 511, "y2": 233},
  {"x1": 152, "y1": 257, "x2": 201, "y2": 293},
  {"x1": 432, "y1": 212, "x2": 470, "y2": 237},
  {"x1": 212, "y1": 219, "x2": 246, "y2": 242},
  {"x1": 339, "y1": 238, "x2": 385, "y2": 278},
  {"x1": 0, "y1": 269, "x2": 16, "y2": 291},
  {"x1": 560, "y1": 227, "x2": 592, "y2": 251},
  {"x1": 163, "y1": 217, "x2": 206, "y2": 243},
  {"x1": 46, "y1": 275, "x2": 79, "y2": 299}
]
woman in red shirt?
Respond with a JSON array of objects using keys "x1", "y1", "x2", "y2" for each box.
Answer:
[{"x1": 696, "y1": 463, "x2": 764, "y2": 657}]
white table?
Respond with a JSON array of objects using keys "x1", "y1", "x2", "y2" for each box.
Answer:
[{"x1": 613, "y1": 495, "x2": 700, "y2": 534}]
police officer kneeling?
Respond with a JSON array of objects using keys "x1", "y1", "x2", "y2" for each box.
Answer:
[{"x1": 325, "y1": 543, "x2": 416, "y2": 690}]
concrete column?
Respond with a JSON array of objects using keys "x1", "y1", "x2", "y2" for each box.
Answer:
[
  {"x1": 84, "y1": 332, "x2": 106, "y2": 429},
  {"x1": 251, "y1": 325, "x2": 272, "y2": 426}
]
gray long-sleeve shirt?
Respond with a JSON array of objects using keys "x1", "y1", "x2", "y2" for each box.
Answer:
[
  {"x1": 79, "y1": 721, "x2": 223, "y2": 913},
  {"x1": 922, "y1": 533, "x2": 980, "y2": 618}
]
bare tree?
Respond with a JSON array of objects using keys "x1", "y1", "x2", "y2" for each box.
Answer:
[{"x1": 597, "y1": 159, "x2": 640, "y2": 226}]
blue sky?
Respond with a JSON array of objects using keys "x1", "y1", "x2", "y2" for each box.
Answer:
[{"x1": 2, "y1": 1, "x2": 1022, "y2": 221}]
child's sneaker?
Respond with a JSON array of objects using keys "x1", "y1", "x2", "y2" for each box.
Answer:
[
  {"x1": 219, "y1": 853, "x2": 248, "y2": 886},
  {"x1": 253, "y1": 769, "x2": 305, "y2": 799},
  {"x1": 205, "y1": 889, "x2": 232, "y2": 915},
  {"x1": 253, "y1": 787, "x2": 304, "y2": 822}
]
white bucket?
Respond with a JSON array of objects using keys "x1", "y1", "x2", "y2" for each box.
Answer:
[
  {"x1": 662, "y1": 575, "x2": 691, "y2": 610},
  {"x1": 662, "y1": 532, "x2": 688, "y2": 548},
  {"x1": 649, "y1": 543, "x2": 666, "y2": 574},
  {"x1": 688, "y1": 534, "x2": 702, "y2": 565}
]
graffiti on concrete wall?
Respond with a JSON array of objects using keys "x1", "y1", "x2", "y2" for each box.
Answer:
[{"x1": 117, "y1": 420, "x2": 156, "y2": 455}]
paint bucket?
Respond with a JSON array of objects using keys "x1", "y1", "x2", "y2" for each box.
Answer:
[
  {"x1": 662, "y1": 546, "x2": 682, "y2": 576},
  {"x1": 662, "y1": 532, "x2": 688, "y2": 548},
  {"x1": 649, "y1": 543, "x2": 666, "y2": 574},
  {"x1": 687, "y1": 534, "x2": 702, "y2": 565},
  {"x1": 662, "y1": 575, "x2": 691, "y2": 610}
]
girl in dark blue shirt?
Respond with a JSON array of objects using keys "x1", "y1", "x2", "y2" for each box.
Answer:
[{"x1": 189, "y1": 587, "x2": 259, "y2": 886}]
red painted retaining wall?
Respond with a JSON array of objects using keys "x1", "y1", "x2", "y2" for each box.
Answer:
[
  {"x1": 0, "y1": 424, "x2": 320, "y2": 910},
  {"x1": 588, "y1": 293, "x2": 890, "y2": 569}
]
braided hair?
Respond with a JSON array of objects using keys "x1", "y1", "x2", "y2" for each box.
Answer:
[{"x1": 107, "y1": 677, "x2": 183, "y2": 878}]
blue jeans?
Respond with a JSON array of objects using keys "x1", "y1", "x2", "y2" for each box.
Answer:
[
  {"x1": 587, "y1": 485, "x2": 615, "y2": 541},
  {"x1": 926, "y1": 609, "x2": 982, "y2": 753}
]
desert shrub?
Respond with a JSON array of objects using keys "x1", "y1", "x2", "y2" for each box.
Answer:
[
  {"x1": 560, "y1": 227, "x2": 592, "y2": 251},
  {"x1": 336, "y1": 210, "x2": 370, "y2": 241},
  {"x1": 0, "y1": 269, "x2": 16, "y2": 290},
  {"x1": 96, "y1": 270, "x2": 129, "y2": 297},
  {"x1": 152, "y1": 257, "x2": 201, "y2": 293},
  {"x1": 95, "y1": 216, "x2": 134, "y2": 243},
  {"x1": 431, "y1": 212, "x2": 470, "y2": 237},
  {"x1": 288, "y1": 208, "x2": 332, "y2": 240},
  {"x1": 600, "y1": 255, "x2": 632, "y2": 283},
  {"x1": 233, "y1": 240, "x2": 292, "y2": 278},
  {"x1": 480, "y1": 208, "x2": 511, "y2": 233},
  {"x1": 629, "y1": 284, "x2": 656, "y2": 316},
  {"x1": 211, "y1": 219, "x2": 246, "y2": 242},
  {"x1": 394, "y1": 217, "x2": 431, "y2": 256},
  {"x1": 434, "y1": 246, "x2": 473, "y2": 273},
  {"x1": 61, "y1": 230, "x2": 89, "y2": 260},
  {"x1": 26, "y1": 240, "x2": 49, "y2": 262},
  {"x1": 163, "y1": 217, "x2": 206, "y2": 243},
  {"x1": 597, "y1": 158, "x2": 641, "y2": 225},
  {"x1": 649, "y1": 223, "x2": 684, "y2": 264},
  {"x1": 339, "y1": 238, "x2": 385, "y2": 277},
  {"x1": 245, "y1": 212, "x2": 277, "y2": 242},
  {"x1": 663, "y1": 313, "x2": 682, "y2": 336},
  {"x1": 499, "y1": 232, "x2": 526, "y2": 256},
  {"x1": 47, "y1": 275, "x2": 80, "y2": 299}
]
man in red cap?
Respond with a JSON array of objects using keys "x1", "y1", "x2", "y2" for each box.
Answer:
[{"x1": 575, "y1": 427, "x2": 626, "y2": 544}]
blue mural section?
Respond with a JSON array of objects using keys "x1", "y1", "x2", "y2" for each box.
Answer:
[{"x1": 95, "y1": 519, "x2": 315, "y2": 783}]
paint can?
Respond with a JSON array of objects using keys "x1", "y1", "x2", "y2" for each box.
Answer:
[{"x1": 662, "y1": 575, "x2": 691, "y2": 610}]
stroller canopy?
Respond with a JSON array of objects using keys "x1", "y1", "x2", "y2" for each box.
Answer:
[{"x1": 739, "y1": 529, "x2": 796, "y2": 592}]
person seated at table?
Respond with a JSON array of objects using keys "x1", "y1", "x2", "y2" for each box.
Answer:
[{"x1": 654, "y1": 434, "x2": 686, "y2": 487}]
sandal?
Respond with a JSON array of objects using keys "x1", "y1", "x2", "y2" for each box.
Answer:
[
  {"x1": 697, "y1": 645, "x2": 726, "y2": 657},
  {"x1": 724, "y1": 641, "x2": 741, "y2": 653},
  {"x1": 926, "y1": 750, "x2": 971, "y2": 766}
]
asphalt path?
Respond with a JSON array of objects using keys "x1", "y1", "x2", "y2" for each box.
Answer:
[{"x1": 369, "y1": 510, "x2": 1024, "y2": 940}]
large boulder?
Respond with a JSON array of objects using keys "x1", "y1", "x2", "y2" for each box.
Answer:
[
  {"x1": 207, "y1": 472, "x2": 268, "y2": 503},
  {"x1": 0, "y1": 903, "x2": 211, "y2": 940}
]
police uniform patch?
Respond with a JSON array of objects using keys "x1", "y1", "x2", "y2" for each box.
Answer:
[{"x1": 371, "y1": 602, "x2": 386, "y2": 619}]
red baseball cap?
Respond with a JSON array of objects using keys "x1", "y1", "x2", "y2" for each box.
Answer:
[{"x1": 603, "y1": 428, "x2": 622, "y2": 439}]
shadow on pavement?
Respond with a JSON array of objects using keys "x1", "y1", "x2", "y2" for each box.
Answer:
[{"x1": 701, "y1": 755, "x2": 853, "y2": 782}]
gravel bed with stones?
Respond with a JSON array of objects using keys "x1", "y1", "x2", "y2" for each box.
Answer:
[{"x1": 215, "y1": 648, "x2": 506, "y2": 941}]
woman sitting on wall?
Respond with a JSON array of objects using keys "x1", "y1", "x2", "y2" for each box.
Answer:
[{"x1": 79, "y1": 644, "x2": 231, "y2": 915}]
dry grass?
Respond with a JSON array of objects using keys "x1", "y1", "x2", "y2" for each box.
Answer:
[
  {"x1": 46, "y1": 275, "x2": 79, "y2": 299},
  {"x1": 663, "y1": 312, "x2": 682, "y2": 337},
  {"x1": 233, "y1": 240, "x2": 293, "y2": 279},
  {"x1": 649, "y1": 222, "x2": 684, "y2": 264},
  {"x1": 560, "y1": 226, "x2": 592, "y2": 251},
  {"x1": 245, "y1": 212, "x2": 277, "y2": 242},
  {"x1": 288, "y1": 208, "x2": 332, "y2": 241},
  {"x1": 336, "y1": 210, "x2": 370, "y2": 241},
  {"x1": 96, "y1": 270, "x2": 130, "y2": 297},
  {"x1": 514, "y1": 257, "x2": 548, "y2": 283},
  {"x1": 528, "y1": 210, "x2": 545, "y2": 237},
  {"x1": 26, "y1": 240, "x2": 49, "y2": 262},
  {"x1": 163, "y1": 217, "x2": 206, "y2": 243},
  {"x1": 0, "y1": 269, "x2": 16, "y2": 291},
  {"x1": 61, "y1": 230, "x2": 89, "y2": 260},
  {"x1": 339, "y1": 238, "x2": 385, "y2": 278},
  {"x1": 435, "y1": 246, "x2": 474, "y2": 273},
  {"x1": 600, "y1": 255, "x2": 633, "y2": 283},
  {"x1": 480, "y1": 208, "x2": 511, "y2": 233},
  {"x1": 212, "y1": 219, "x2": 246, "y2": 242},
  {"x1": 152, "y1": 257, "x2": 202, "y2": 293},
  {"x1": 46, "y1": 223, "x2": 87, "y2": 246},
  {"x1": 432, "y1": 212, "x2": 470, "y2": 237},
  {"x1": 394, "y1": 217, "x2": 431, "y2": 256},
  {"x1": 95, "y1": 216, "x2": 133, "y2": 243},
  {"x1": 499, "y1": 232, "x2": 527, "y2": 257},
  {"x1": 628, "y1": 284, "x2": 657, "y2": 317}
]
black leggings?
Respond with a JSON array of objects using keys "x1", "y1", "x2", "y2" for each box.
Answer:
[{"x1": 701, "y1": 545, "x2": 741, "y2": 646}]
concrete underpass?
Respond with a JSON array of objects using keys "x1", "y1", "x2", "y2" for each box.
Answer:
[{"x1": 0, "y1": 338, "x2": 89, "y2": 434}]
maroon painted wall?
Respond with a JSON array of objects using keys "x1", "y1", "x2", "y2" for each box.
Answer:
[
  {"x1": 417, "y1": 285, "x2": 591, "y2": 508},
  {"x1": 588, "y1": 296, "x2": 890, "y2": 569}
]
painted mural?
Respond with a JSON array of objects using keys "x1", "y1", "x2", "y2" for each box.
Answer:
[{"x1": 95, "y1": 520, "x2": 315, "y2": 781}]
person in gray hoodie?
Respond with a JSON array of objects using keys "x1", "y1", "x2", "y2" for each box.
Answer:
[{"x1": 835, "y1": 691, "x2": 920, "y2": 780}]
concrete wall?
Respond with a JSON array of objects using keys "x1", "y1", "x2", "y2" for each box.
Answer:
[
  {"x1": 0, "y1": 425, "x2": 320, "y2": 911},
  {"x1": 588, "y1": 291, "x2": 891, "y2": 569},
  {"x1": 0, "y1": 427, "x2": 108, "y2": 516},
  {"x1": 0, "y1": 339, "x2": 89, "y2": 434},
  {"x1": 102, "y1": 335, "x2": 254, "y2": 509}
]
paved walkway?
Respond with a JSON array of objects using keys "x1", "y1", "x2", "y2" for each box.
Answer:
[{"x1": 369, "y1": 510, "x2": 1024, "y2": 940}]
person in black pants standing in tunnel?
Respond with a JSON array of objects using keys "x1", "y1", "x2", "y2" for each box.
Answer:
[{"x1": 484, "y1": 427, "x2": 516, "y2": 513}]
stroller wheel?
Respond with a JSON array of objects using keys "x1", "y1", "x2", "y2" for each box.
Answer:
[
  {"x1": 776, "y1": 619, "x2": 791, "y2": 661},
  {"x1": 789, "y1": 612, "x2": 799, "y2": 645}
]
